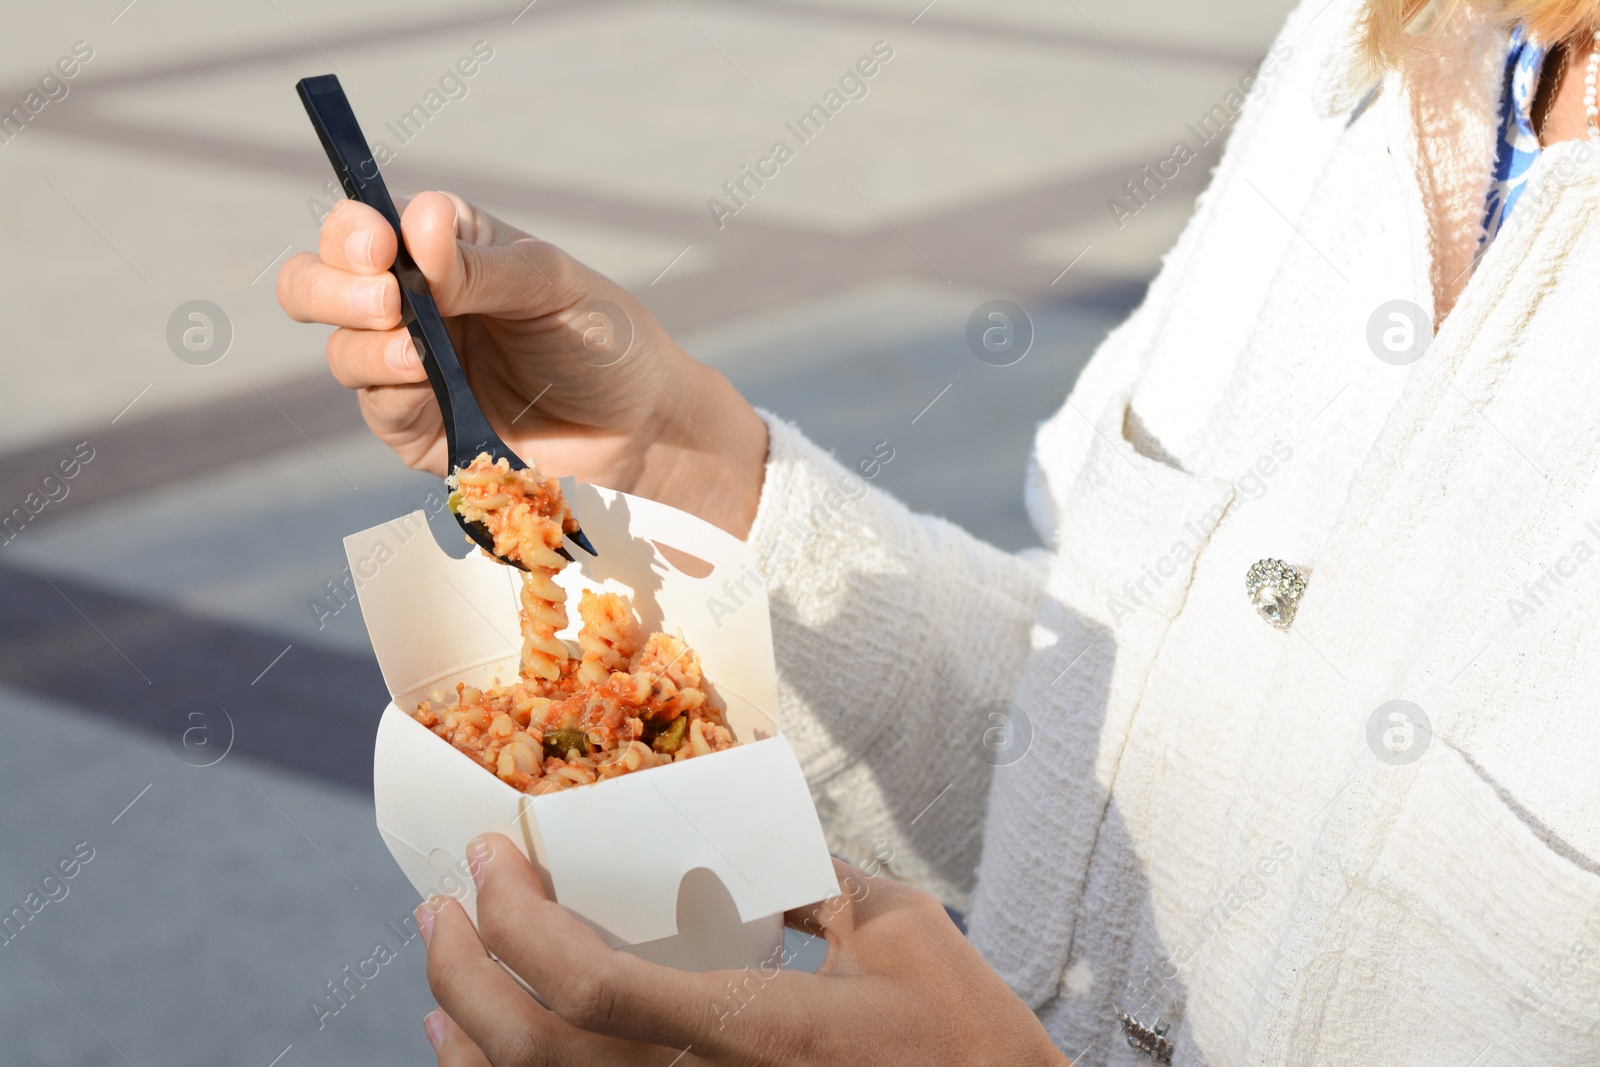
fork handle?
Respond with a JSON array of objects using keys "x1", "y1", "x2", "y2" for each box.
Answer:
[{"x1": 295, "y1": 74, "x2": 521, "y2": 471}]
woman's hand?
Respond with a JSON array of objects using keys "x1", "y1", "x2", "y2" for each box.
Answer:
[
  {"x1": 275, "y1": 192, "x2": 768, "y2": 538},
  {"x1": 416, "y1": 833, "x2": 1071, "y2": 1066}
]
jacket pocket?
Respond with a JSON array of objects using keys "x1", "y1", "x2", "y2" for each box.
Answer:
[
  {"x1": 1054, "y1": 392, "x2": 1238, "y2": 628},
  {"x1": 969, "y1": 391, "x2": 1237, "y2": 1009},
  {"x1": 1291, "y1": 740, "x2": 1600, "y2": 1064}
]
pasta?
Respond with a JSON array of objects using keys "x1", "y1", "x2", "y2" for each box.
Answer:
[
  {"x1": 419, "y1": 453, "x2": 737, "y2": 794},
  {"x1": 447, "y1": 453, "x2": 573, "y2": 681}
]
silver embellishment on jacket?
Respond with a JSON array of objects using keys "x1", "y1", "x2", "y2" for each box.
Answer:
[
  {"x1": 1118, "y1": 1012, "x2": 1174, "y2": 1064},
  {"x1": 1245, "y1": 558, "x2": 1309, "y2": 630}
]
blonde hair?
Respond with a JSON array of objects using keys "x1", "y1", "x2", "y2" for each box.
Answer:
[{"x1": 1362, "y1": 0, "x2": 1600, "y2": 68}]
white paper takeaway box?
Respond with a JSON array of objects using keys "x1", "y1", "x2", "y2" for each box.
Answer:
[{"x1": 345, "y1": 481, "x2": 841, "y2": 971}]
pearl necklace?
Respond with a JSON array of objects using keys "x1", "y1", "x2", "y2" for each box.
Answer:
[{"x1": 1586, "y1": 29, "x2": 1600, "y2": 141}]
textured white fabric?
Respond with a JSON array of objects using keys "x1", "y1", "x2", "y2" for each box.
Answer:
[{"x1": 747, "y1": 1, "x2": 1600, "y2": 1063}]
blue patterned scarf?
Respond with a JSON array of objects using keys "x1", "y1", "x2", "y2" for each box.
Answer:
[{"x1": 1481, "y1": 25, "x2": 1548, "y2": 245}]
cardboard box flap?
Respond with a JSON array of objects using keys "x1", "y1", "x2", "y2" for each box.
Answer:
[
  {"x1": 373, "y1": 707, "x2": 838, "y2": 945},
  {"x1": 530, "y1": 731, "x2": 838, "y2": 944},
  {"x1": 344, "y1": 510, "x2": 520, "y2": 703}
]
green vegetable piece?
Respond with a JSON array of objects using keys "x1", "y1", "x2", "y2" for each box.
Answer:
[
  {"x1": 446, "y1": 490, "x2": 464, "y2": 515},
  {"x1": 542, "y1": 729, "x2": 588, "y2": 760},
  {"x1": 651, "y1": 716, "x2": 687, "y2": 755}
]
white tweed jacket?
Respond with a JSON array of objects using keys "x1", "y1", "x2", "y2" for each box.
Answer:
[{"x1": 745, "y1": 0, "x2": 1600, "y2": 1063}]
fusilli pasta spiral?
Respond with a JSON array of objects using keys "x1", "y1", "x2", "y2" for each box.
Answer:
[{"x1": 417, "y1": 453, "x2": 738, "y2": 794}]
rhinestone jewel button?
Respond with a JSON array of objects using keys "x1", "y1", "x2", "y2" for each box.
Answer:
[
  {"x1": 1118, "y1": 1012, "x2": 1174, "y2": 1064},
  {"x1": 1245, "y1": 558, "x2": 1308, "y2": 631}
]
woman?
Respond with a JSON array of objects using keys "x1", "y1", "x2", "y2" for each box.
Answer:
[{"x1": 278, "y1": 0, "x2": 1600, "y2": 1062}]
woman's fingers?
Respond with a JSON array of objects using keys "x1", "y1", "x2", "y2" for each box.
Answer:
[
  {"x1": 277, "y1": 252, "x2": 399, "y2": 329},
  {"x1": 424, "y1": 895, "x2": 690, "y2": 1066},
  {"x1": 428, "y1": 190, "x2": 526, "y2": 247},
  {"x1": 469, "y1": 834, "x2": 734, "y2": 1050},
  {"x1": 783, "y1": 858, "x2": 873, "y2": 942},
  {"x1": 279, "y1": 190, "x2": 563, "y2": 328},
  {"x1": 427, "y1": 897, "x2": 616, "y2": 1066},
  {"x1": 424, "y1": 1009, "x2": 493, "y2": 1067},
  {"x1": 783, "y1": 858, "x2": 962, "y2": 983},
  {"x1": 276, "y1": 199, "x2": 401, "y2": 327},
  {"x1": 278, "y1": 195, "x2": 403, "y2": 327},
  {"x1": 402, "y1": 191, "x2": 578, "y2": 319},
  {"x1": 326, "y1": 326, "x2": 425, "y2": 388},
  {"x1": 354, "y1": 384, "x2": 448, "y2": 474},
  {"x1": 425, "y1": 898, "x2": 557, "y2": 1064},
  {"x1": 317, "y1": 198, "x2": 399, "y2": 274}
]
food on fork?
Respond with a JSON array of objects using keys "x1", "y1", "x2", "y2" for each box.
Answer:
[
  {"x1": 448, "y1": 454, "x2": 578, "y2": 680},
  {"x1": 421, "y1": 453, "x2": 737, "y2": 795}
]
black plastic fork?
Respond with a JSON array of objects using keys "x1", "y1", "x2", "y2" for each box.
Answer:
[{"x1": 295, "y1": 73, "x2": 596, "y2": 565}]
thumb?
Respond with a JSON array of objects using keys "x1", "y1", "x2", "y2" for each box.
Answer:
[
  {"x1": 401, "y1": 190, "x2": 573, "y2": 319},
  {"x1": 784, "y1": 858, "x2": 872, "y2": 941}
]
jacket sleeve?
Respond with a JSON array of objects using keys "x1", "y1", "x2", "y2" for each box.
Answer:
[{"x1": 746, "y1": 410, "x2": 1044, "y2": 907}]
